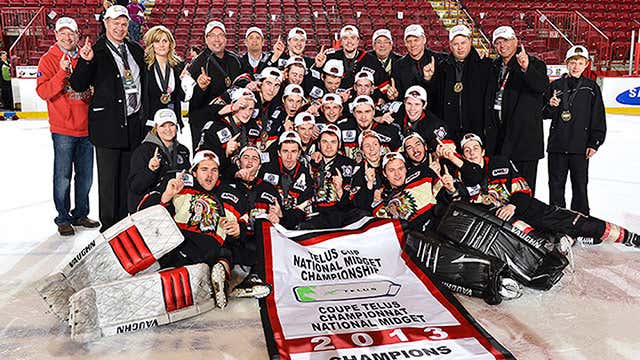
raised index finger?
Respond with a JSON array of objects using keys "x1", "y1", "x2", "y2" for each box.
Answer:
[
  {"x1": 154, "y1": 147, "x2": 159, "y2": 157},
  {"x1": 201, "y1": 66, "x2": 207, "y2": 76}
]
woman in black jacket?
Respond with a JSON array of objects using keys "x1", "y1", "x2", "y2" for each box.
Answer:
[
  {"x1": 142, "y1": 25, "x2": 186, "y2": 133},
  {"x1": 128, "y1": 109, "x2": 190, "y2": 213}
]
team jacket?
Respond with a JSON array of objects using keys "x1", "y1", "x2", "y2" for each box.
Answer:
[
  {"x1": 348, "y1": 159, "x2": 384, "y2": 211},
  {"x1": 139, "y1": 176, "x2": 247, "y2": 267},
  {"x1": 198, "y1": 114, "x2": 262, "y2": 170},
  {"x1": 372, "y1": 166, "x2": 451, "y2": 231},
  {"x1": 309, "y1": 154, "x2": 357, "y2": 211},
  {"x1": 337, "y1": 117, "x2": 402, "y2": 162},
  {"x1": 390, "y1": 49, "x2": 447, "y2": 107},
  {"x1": 543, "y1": 74, "x2": 606, "y2": 153},
  {"x1": 389, "y1": 104, "x2": 452, "y2": 150},
  {"x1": 259, "y1": 158, "x2": 313, "y2": 228},
  {"x1": 36, "y1": 44, "x2": 92, "y2": 137},
  {"x1": 458, "y1": 155, "x2": 532, "y2": 209},
  {"x1": 128, "y1": 131, "x2": 191, "y2": 213},
  {"x1": 326, "y1": 49, "x2": 389, "y2": 89}
]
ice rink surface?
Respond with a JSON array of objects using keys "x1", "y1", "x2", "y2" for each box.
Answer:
[{"x1": 0, "y1": 115, "x2": 638, "y2": 359}]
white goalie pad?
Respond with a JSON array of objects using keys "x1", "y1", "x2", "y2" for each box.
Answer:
[
  {"x1": 69, "y1": 263, "x2": 216, "y2": 342},
  {"x1": 36, "y1": 205, "x2": 184, "y2": 321}
]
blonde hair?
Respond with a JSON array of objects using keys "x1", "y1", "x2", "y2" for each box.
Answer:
[{"x1": 143, "y1": 25, "x2": 181, "y2": 69}]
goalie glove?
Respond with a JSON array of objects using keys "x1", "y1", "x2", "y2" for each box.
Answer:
[{"x1": 211, "y1": 261, "x2": 230, "y2": 309}]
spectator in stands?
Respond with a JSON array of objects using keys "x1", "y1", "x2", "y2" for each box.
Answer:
[
  {"x1": 128, "y1": 109, "x2": 190, "y2": 213},
  {"x1": 127, "y1": 0, "x2": 145, "y2": 42},
  {"x1": 390, "y1": 24, "x2": 446, "y2": 105},
  {"x1": 187, "y1": 21, "x2": 242, "y2": 151},
  {"x1": 188, "y1": 45, "x2": 200, "y2": 64},
  {"x1": 544, "y1": 45, "x2": 606, "y2": 215},
  {"x1": 141, "y1": 25, "x2": 186, "y2": 131},
  {"x1": 98, "y1": 0, "x2": 113, "y2": 37},
  {"x1": 36, "y1": 17, "x2": 99, "y2": 236},
  {"x1": 485, "y1": 26, "x2": 548, "y2": 194},
  {"x1": 429, "y1": 25, "x2": 492, "y2": 144},
  {"x1": 0, "y1": 50, "x2": 14, "y2": 111},
  {"x1": 70, "y1": 5, "x2": 146, "y2": 231}
]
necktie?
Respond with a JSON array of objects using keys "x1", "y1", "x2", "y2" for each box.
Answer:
[{"x1": 119, "y1": 44, "x2": 138, "y2": 110}]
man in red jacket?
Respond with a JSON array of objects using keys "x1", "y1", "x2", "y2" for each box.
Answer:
[{"x1": 36, "y1": 17, "x2": 99, "y2": 236}]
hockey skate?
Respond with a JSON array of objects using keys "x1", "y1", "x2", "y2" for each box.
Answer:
[
  {"x1": 230, "y1": 273, "x2": 272, "y2": 299},
  {"x1": 210, "y1": 262, "x2": 229, "y2": 309}
]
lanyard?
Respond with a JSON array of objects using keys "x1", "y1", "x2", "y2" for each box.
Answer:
[
  {"x1": 562, "y1": 75, "x2": 585, "y2": 112},
  {"x1": 105, "y1": 40, "x2": 132, "y2": 71}
]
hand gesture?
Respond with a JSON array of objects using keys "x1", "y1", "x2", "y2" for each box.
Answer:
[
  {"x1": 283, "y1": 119, "x2": 294, "y2": 131},
  {"x1": 315, "y1": 45, "x2": 328, "y2": 68},
  {"x1": 197, "y1": 66, "x2": 212, "y2": 90},
  {"x1": 516, "y1": 45, "x2": 529, "y2": 71},
  {"x1": 428, "y1": 152, "x2": 441, "y2": 174},
  {"x1": 586, "y1": 147, "x2": 597, "y2": 160},
  {"x1": 225, "y1": 133, "x2": 241, "y2": 157},
  {"x1": 422, "y1": 56, "x2": 435, "y2": 81},
  {"x1": 79, "y1": 37, "x2": 94, "y2": 61},
  {"x1": 311, "y1": 126, "x2": 321, "y2": 140},
  {"x1": 266, "y1": 201, "x2": 283, "y2": 224},
  {"x1": 339, "y1": 88, "x2": 351, "y2": 103},
  {"x1": 310, "y1": 151, "x2": 323, "y2": 163},
  {"x1": 365, "y1": 162, "x2": 376, "y2": 189},
  {"x1": 332, "y1": 168, "x2": 343, "y2": 190},
  {"x1": 440, "y1": 166, "x2": 455, "y2": 192},
  {"x1": 60, "y1": 53, "x2": 71, "y2": 73},
  {"x1": 496, "y1": 204, "x2": 516, "y2": 221},
  {"x1": 272, "y1": 35, "x2": 285, "y2": 60},
  {"x1": 549, "y1": 89, "x2": 560, "y2": 107},
  {"x1": 245, "y1": 80, "x2": 260, "y2": 92},
  {"x1": 161, "y1": 170, "x2": 185, "y2": 203},
  {"x1": 148, "y1": 147, "x2": 161, "y2": 171},
  {"x1": 221, "y1": 218, "x2": 240, "y2": 237},
  {"x1": 376, "y1": 111, "x2": 394, "y2": 124},
  {"x1": 306, "y1": 102, "x2": 320, "y2": 115},
  {"x1": 232, "y1": 94, "x2": 255, "y2": 112},
  {"x1": 387, "y1": 78, "x2": 399, "y2": 100},
  {"x1": 235, "y1": 168, "x2": 253, "y2": 181},
  {"x1": 373, "y1": 188, "x2": 383, "y2": 203}
]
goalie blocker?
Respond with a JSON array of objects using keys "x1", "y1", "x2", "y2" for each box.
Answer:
[
  {"x1": 36, "y1": 205, "x2": 184, "y2": 321},
  {"x1": 69, "y1": 263, "x2": 216, "y2": 342},
  {"x1": 437, "y1": 202, "x2": 569, "y2": 290}
]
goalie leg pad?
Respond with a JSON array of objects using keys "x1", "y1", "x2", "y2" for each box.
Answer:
[
  {"x1": 69, "y1": 263, "x2": 215, "y2": 342},
  {"x1": 437, "y1": 202, "x2": 568, "y2": 290},
  {"x1": 405, "y1": 230, "x2": 508, "y2": 305},
  {"x1": 36, "y1": 205, "x2": 184, "y2": 321}
]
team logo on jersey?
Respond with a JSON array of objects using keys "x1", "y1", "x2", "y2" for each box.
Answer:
[
  {"x1": 342, "y1": 130, "x2": 357, "y2": 142},
  {"x1": 405, "y1": 171, "x2": 421, "y2": 184},
  {"x1": 433, "y1": 127, "x2": 447, "y2": 141},
  {"x1": 217, "y1": 128, "x2": 232, "y2": 143},
  {"x1": 376, "y1": 190, "x2": 417, "y2": 220},
  {"x1": 271, "y1": 110, "x2": 281, "y2": 118},
  {"x1": 176, "y1": 154, "x2": 184, "y2": 164},
  {"x1": 341, "y1": 165, "x2": 353, "y2": 177},
  {"x1": 187, "y1": 194, "x2": 221, "y2": 234},
  {"x1": 260, "y1": 152, "x2": 271, "y2": 163},
  {"x1": 252, "y1": 109, "x2": 260, "y2": 119},
  {"x1": 249, "y1": 129, "x2": 260, "y2": 137},
  {"x1": 377, "y1": 133, "x2": 392, "y2": 143},
  {"x1": 310, "y1": 86, "x2": 324, "y2": 99},
  {"x1": 221, "y1": 192, "x2": 239, "y2": 203},
  {"x1": 492, "y1": 168, "x2": 509, "y2": 176},
  {"x1": 264, "y1": 172, "x2": 280, "y2": 185},
  {"x1": 293, "y1": 173, "x2": 307, "y2": 191},
  {"x1": 260, "y1": 192, "x2": 277, "y2": 204},
  {"x1": 466, "y1": 184, "x2": 481, "y2": 196}
]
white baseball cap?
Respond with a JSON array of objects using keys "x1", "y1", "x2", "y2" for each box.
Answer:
[
  {"x1": 358, "y1": 129, "x2": 381, "y2": 148},
  {"x1": 404, "y1": 85, "x2": 427, "y2": 106},
  {"x1": 340, "y1": 25, "x2": 359, "y2": 39},
  {"x1": 104, "y1": 5, "x2": 130, "y2": 20},
  {"x1": 238, "y1": 145, "x2": 262, "y2": 158},
  {"x1": 354, "y1": 70, "x2": 374, "y2": 85},
  {"x1": 350, "y1": 95, "x2": 375, "y2": 112},
  {"x1": 404, "y1": 24, "x2": 425, "y2": 41},
  {"x1": 288, "y1": 27, "x2": 307, "y2": 40},
  {"x1": 283, "y1": 84, "x2": 305, "y2": 99},
  {"x1": 565, "y1": 45, "x2": 589, "y2": 61},
  {"x1": 190, "y1": 150, "x2": 220, "y2": 171},
  {"x1": 372, "y1": 29, "x2": 392, "y2": 43},
  {"x1": 55, "y1": 17, "x2": 78, "y2": 32},
  {"x1": 492, "y1": 26, "x2": 516, "y2": 44},
  {"x1": 153, "y1": 109, "x2": 177, "y2": 127},
  {"x1": 231, "y1": 88, "x2": 257, "y2": 103},
  {"x1": 402, "y1": 132, "x2": 425, "y2": 149},
  {"x1": 460, "y1": 132, "x2": 483, "y2": 149},
  {"x1": 382, "y1": 152, "x2": 405, "y2": 169},
  {"x1": 245, "y1": 26, "x2": 263, "y2": 39},
  {"x1": 285, "y1": 55, "x2": 307, "y2": 70},
  {"x1": 322, "y1": 93, "x2": 343, "y2": 107},
  {"x1": 449, "y1": 24, "x2": 471, "y2": 41},
  {"x1": 279, "y1": 130, "x2": 303, "y2": 147},
  {"x1": 294, "y1": 112, "x2": 316, "y2": 128},
  {"x1": 320, "y1": 123, "x2": 341, "y2": 142},
  {"x1": 259, "y1": 67, "x2": 284, "y2": 83},
  {"x1": 323, "y1": 59, "x2": 344, "y2": 78},
  {"x1": 205, "y1": 21, "x2": 226, "y2": 36}
]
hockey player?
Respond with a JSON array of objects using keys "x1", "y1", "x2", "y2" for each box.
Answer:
[
  {"x1": 139, "y1": 149, "x2": 248, "y2": 305},
  {"x1": 307, "y1": 59, "x2": 349, "y2": 101},
  {"x1": 445, "y1": 133, "x2": 639, "y2": 248},
  {"x1": 545, "y1": 45, "x2": 606, "y2": 215},
  {"x1": 349, "y1": 130, "x2": 386, "y2": 211},
  {"x1": 271, "y1": 27, "x2": 314, "y2": 70},
  {"x1": 258, "y1": 131, "x2": 313, "y2": 229},
  {"x1": 317, "y1": 93, "x2": 345, "y2": 125}
]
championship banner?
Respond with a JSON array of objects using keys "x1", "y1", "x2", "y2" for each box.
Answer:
[{"x1": 257, "y1": 218, "x2": 513, "y2": 360}]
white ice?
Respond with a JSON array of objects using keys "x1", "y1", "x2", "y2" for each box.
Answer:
[{"x1": 0, "y1": 116, "x2": 638, "y2": 359}]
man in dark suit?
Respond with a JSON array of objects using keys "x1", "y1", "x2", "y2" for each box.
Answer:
[
  {"x1": 187, "y1": 21, "x2": 242, "y2": 150},
  {"x1": 70, "y1": 5, "x2": 145, "y2": 231}
]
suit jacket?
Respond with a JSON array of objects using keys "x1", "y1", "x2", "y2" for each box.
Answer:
[{"x1": 69, "y1": 36, "x2": 146, "y2": 149}]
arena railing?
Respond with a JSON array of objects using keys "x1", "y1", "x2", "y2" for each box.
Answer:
[{"x1": 3, "y1": 7, "x2": 47, "y2": 67}]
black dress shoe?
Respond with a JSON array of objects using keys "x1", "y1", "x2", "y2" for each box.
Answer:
[
  {"x1": 58, "y1": 224, "x2": 75, "y2": 236},
  {"x1": 72, "y1": 217, "x2": 101, "y2": 228}
]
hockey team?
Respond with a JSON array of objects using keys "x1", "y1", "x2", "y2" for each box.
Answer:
[{"x1": 35, "y1": 8, "x2": 639, "y2": 340}]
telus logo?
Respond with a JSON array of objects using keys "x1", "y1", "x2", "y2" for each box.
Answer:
[{"x1": 616, "y1": 86, "x2": 640, "y2": 105}]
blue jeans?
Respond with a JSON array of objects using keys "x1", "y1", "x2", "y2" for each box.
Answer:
[{"x1": 52, "y1": 133, "x2": 94, "y2": 225}]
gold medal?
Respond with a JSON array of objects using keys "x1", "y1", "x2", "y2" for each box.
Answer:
[
  {"x1": 160, "y1": 92, "x2": 171, "y2": 105},
  {"x1": 561, "y1": 110, "x2": 572, "y2": 122},
  {"x1": 124, "y1": 69, "x2": 133, "y2": 81},
  {"x1": 454, "y1": 82, "x2": 463, "y2": 93},
  {"x1": 225, "y1": 77, "x2": 231, "y2": 87}
]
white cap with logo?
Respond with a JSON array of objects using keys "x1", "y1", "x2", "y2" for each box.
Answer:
[
  {"x1": 294, "y1": 112, "x2": 316, "y2": 128},
  {"x1": 382, "y1": 152, "x2": 406, "y2": 169},
  {"x1": 283, "y1": 84, "x2": 305, "y2": 98},
  {"x1": 190, "y1": 150, "x2": 220, "y2": 171},
  {"x1": 153, "y1": 109, "x2": 177, "y2": 127},
  {"x1": 288, "y1": 27, "x2": 307, "y2": 40},
  {"x1": 354, "y1": 70, "x2": 374, "y2": 85},
  {"x1": 205, "y1": 21, "x2": 226, "y2": 36},
  {"x1": 245, "y1": 26, "x2": 263, "y2": 39},
  {"x1": 404, "y1": 24, "x2": 425, "y2": 41},
  {"x1": 279, "y1": 130, "x2": 303, "y2": 147},
  {"x1": 492, "y1": 26, "x2": 516, "y2": 44},
  {"x1": 55, "y1": 17, "x2": 78, "y2": 32},
  {"x1": 104, "y1": 5, "x2": 130, "y2": 20},
  {"x1": 231, "y1": 88, "x2": 257, "y2": 103},
  {"x1": 284, "y1": 56, "x2": 307, "y2": 70},
  {"x1": 322, "y1": 93, "x2": 343, "y2": 107},
  {"x1": 565, "y1": 45, "x2": 589, "y2": 61},
  {"x1": 404, "y1": 85, "x2": 427, "y2": 106},
  {"x1": 259, "y1": 67, "x2": 284, "y2": 82},
  {"x1": 340, "y1": 25, "x2": 359, "y2": 39},
  {"x1": 350, "y1": 95, "x2": 375, "y2": 112},
  {"x1": 449, "y1": 25, "x2": 471, "y2": 41},
  {"x1": 372, "y1": 29, "x2": 392, "y2": 43},
  {"x1": 323, "y1": 59, "x2": 345, "y2": 78}
]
